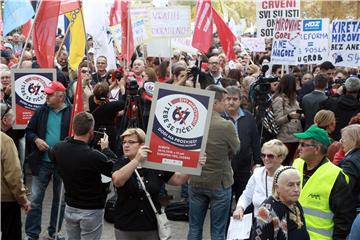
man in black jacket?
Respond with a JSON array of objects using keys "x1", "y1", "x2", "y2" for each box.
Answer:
[
  {"x1": 50, "y1": 112, "x2": 116, "y2": 239},
  {"x1": 25, "y1": 81, "x2": 72, "y2": 240},
  {"x1": 320, "y1": 77, "x2": 360, "y2": 141},
  {"x1": 298, "y1": 61, "x2": 336, "y2": 102},
  {"x1": 194, "y1": 55, "x2": 224, "y2": 89},
  {"x1": 222, "y1": 86, "x2": 261, "y2": 202}
]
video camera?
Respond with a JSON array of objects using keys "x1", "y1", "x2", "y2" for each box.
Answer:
[
  {"x1": 126, "y1": 76, "x2": 139, "y2": 96},
  {"x1": 251, "y1": 65, "x2": 278, "y2": 97}
]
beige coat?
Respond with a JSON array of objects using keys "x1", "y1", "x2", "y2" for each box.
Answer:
[
  {"x1": 271, "y1": 94, "x2": 302, "y2": 143},
  {"x1": 1, "y1": 132, "x2": 28, "y2": 204}
]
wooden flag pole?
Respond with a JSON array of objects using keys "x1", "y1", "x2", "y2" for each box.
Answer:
[
  {"x1": 54, "y1": 23, "x2": 71, "y2": 61},
  {"x1": 17, "y1": 0, "x2": 44, "y2": 68}
]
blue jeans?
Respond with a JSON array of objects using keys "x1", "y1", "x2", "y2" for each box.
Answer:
[
  {"x1": 181, "y1": 182, "x2": 189, "y2": 199},
  {"x1": 65, "y1": 205, "x2": 104, "y2": 240},
  {"x1": 348, "y1": 213, "x2": 360, "y2": 240},
  {"x1": 188, "y1": 184, "x2": 232, "y2": 240},
  {"x1": 25, "y1": 162, "x2": 65, "y2": 239}
]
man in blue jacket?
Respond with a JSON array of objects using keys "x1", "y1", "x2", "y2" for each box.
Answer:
[
  {"x1": 25, "y1": 81, "x2": 72, "y2": 240},
  {"x1": 223, "y1": 86, "x2": 262, "y2": 202}
]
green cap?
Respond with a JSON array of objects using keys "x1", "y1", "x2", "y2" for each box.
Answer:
[{"x1": 293, "y1": 124, "x2": 331, "y2": 146}]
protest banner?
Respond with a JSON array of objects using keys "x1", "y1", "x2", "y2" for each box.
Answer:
[
  {"x1": 147, "y1": 38, "x2": 171, "y2": 57},
  {"x1": 143, "y1": 83, "x2": 214, "y2": 175},
  {"x1": 330, "y1": 19, "x2": 360, "y2": 67},
  {"x1": 298, "y1": 19, "x2": 330, "y2": 64},
  {"x1": 11, "y1": 69, "x2": 56, "y2": 129},
  {"x1": 150, "y1": 6, "x2": 191, "y2": 38},
  {"x1": 110, "y1": 19, "x2": 148, "y2": 51},
  {"x1": 256, "y1": 0, "x2": 300, "y2": 37},
  {"x1": 171, "y1": 37, "x2": 198, "y2": 55},
  {"x1": 271, "y1": 17, "x2": 301, "y2": 65},
  {"x1": 240, "y1": 37, "x2": 266, "y2": 52}
]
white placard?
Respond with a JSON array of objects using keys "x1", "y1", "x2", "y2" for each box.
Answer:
[
  {"x1": 256, "y1": 0, "x2": 300, "y2": 37},
  {"x1": 227, "y1": 214, "x2": 252, "y2": 240},
  {"x1": 271, "y1": 17, "x2": 301, "y2": 65},
  {"x1": 147, "y1": 38, "x2": 171, "y2": 57},
  {"x1": 329, "y1": 19, "x2": 360, "y2": 67},
  {"x1": 297, "y1": 19, "x2": 330, "y2": 64},
  {"x1": 150, "y1": 6, "x2": 191, "y2": 38},
  {"x1": 241, "y1": 37, "x2": 266, "y2": 52},
  {"x1": 171, "y1": 37, "x2": 198, "y2": 55}
]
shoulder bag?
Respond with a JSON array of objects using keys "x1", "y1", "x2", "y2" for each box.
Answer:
[{"x1": 134, "y1": 170, "x2": 171, "y2": 240}]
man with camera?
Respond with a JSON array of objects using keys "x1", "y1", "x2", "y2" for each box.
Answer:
[{"x1": 50, "y1": 112, "x2": 117, "y2": 239}]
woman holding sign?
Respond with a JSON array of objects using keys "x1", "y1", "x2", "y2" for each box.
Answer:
[{"x1": 111, "y1": 128, "x2": 205, "y2": 240}]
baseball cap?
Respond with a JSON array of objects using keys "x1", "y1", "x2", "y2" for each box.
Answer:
[
  {"x1": 344, "y1": 77, "x2": 360, "y2": 92},
  {"x1": 293, "y1": 124, "x2": 331, "y2": 146},
  {"x1": 4, "y1": 43, "x2": 14, "y2": 51},
  {"x1": 44, "y1": 81, "x2": 65, "y2": 94}
]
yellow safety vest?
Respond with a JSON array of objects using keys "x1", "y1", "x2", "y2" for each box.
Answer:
[{"x1": 293, "y1": 158, "x2": 344, "y2": 240}]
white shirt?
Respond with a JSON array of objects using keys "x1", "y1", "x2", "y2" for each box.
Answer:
[{"x1": 236, "y1": 166, "x2": 273, "y2": 214}]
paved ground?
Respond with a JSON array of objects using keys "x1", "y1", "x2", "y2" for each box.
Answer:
[{"x1": 22, "y1": 176, "x2": 211, "y2": 240}]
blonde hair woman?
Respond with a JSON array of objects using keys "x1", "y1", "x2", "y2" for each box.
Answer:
[
  {"x1": 233, "y1": 139, "x2": 288, "y2": 220},
  {"x1": 314, "y1": 110, "x2": 341, "y2": 163},
  {"x1": 340, "y1": 124, "x2": 360, "y2": 240}
]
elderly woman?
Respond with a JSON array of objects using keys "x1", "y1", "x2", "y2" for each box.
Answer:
[
  {"x1": 339, "y1": 124, "x2": 360, "y2": 240},
  {"x1": 112, "y1": 128, "x2": 204, "y2": 240},
  {"x1": 251, "y1": 166, "x2": 309, "y2": 240},
  {"x1": 233, "y1": 139, "x2": 288, "y2": 220}
]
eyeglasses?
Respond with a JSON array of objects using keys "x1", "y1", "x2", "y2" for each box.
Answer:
[
  {"x1": 209, "y1": 62, "x2": 219, "y2": 65},
  {"x1": 81, "y1": 70, "x2": 90, "y2": 74},
  {"x1": 299, "y1": 142, "x2": 317, "y2": 148},
  {"x1": 261, "y1": 153, "x2": 278, "y2": 160},
  {"x1": 122, "y1": 140, "x2": 139, "y2": 145}
]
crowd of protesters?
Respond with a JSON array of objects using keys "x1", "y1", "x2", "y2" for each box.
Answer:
[{"x1": 1, "y1": 29, "x2": 360, "y2": 240}]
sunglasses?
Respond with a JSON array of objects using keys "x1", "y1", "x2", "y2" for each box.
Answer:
[
  {"x1": 299, "y1": 142, "x2": 317, "y2": 148},
  {"x1": 261, "y1": 153, "x2": 278, "y2": 160},
  {"x1": 81, "y1": 70, "x2": 90, "y2": 74}
]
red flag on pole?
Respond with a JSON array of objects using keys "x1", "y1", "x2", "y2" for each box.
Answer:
[
  {"x1": 211, "y1": 7, "x2": 237, "y2": 60},
  {"x1": 59, "y1": 0, "x2": 81, "y2": 15},
  {"x1": 68, "y1": 68, "x2": 84, "y2": 136},
  {"x1": 109, "y1": 0, "x2": 121, "y2": 26},
  {"x1": 192, "y1": 0, "x2": 213, "y2": 53},
  {"x1": 121, "y1": 0, "x2": 134, "y2": 63},
  {"x1": 33, "y1": 0, "x2": 61, "y2": 68},
  {"x1": 22, "y1": 19, "x2": 32, "y2": 39}
]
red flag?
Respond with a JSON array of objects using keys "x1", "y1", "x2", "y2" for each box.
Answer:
[
  {"x1": 22, "y1": 19, "x2": 32, "y2": 39},
  {"x1": 109, "y1": 0, "x2": 121, "y2": 26},
  {"x1": 192, "y1": 0, "x2": 213, "y2": 53},
  {"x1": 212, "y1": 7, "x2": 237, "y2": 60},
  {"x1": 68, "y1": 68, "x2": 84, "y2": 136},
  {"x1": 121, "y1": 0, "x2": 134, "y2": 63},
  {"x1": 59, "y1": 0, "x2": 81, "y2": 15},
  {"x1": 33, "y1": 0, "x2": 61, "y2": 68}
]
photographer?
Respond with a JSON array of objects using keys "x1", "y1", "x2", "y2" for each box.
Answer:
[
  {"x1": 88, "y1": 82, "x2": 125, "y2": 152},
  {"x1": 50, "y1": 112, "x2": 117, "y2": 239},
  {"x1": 107, "y1": 68, "x2": 126, "y2": 102}
]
